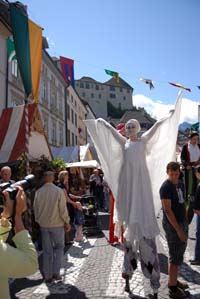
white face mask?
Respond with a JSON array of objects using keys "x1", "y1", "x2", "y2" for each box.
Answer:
[
  {"x1": 125, "y1": 119, "x2": 141, "y2": 137},
  {"x1": 0, "y1": 218, "x2": 11, "y2": 242}
]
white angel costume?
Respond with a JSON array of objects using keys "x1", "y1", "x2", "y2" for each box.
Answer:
[
  {"x1": 86, "y1": 92, "x2": 182, "y2": 294},
  {"x1": 85, "y1": 91, "x2": 182, "y2": 244}
]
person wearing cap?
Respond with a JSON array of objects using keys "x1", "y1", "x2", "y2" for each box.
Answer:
[
  {"x1": 33, "y1": 170, "x2": 71, "y2": 283},
  {"x1": 181, "y1": 132, "x2": 200, "y2": 222}
]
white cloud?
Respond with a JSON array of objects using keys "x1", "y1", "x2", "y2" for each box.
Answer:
[{"x1": 132, "y1": 94, "x2": 199, "y2": 124}]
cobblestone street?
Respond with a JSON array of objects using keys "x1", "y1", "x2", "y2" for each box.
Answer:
[{"x1": 9, "y1": 213, "x2": 200, "y2": 299}]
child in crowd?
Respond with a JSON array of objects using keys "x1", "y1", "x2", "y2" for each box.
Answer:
[{"x1": 74, "y1": 202, "x2": 85, "y2": 242}]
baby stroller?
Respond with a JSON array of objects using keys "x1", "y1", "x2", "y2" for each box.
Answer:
[{"x1": 81, "y1": 195, "x2": 100, "y2": 236}]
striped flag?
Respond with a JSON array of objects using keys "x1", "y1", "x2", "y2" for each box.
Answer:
[
  {"x1": 9, "y1": 3, "x2": 42, "y2": 102},
  {"x1": 0, "y1": 104, "x2": 52, "y2": 163}
]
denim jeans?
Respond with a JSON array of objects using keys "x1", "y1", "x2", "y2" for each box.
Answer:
[
  {"x1": 195, "y1": 215, "x2": 200, "y2": 261},
  {"x1": 41, "y1": 227, "x2": 64, "y2": 279}
]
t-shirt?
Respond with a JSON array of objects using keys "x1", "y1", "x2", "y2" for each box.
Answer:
[
  {"x1": 194, "y1": 183, "x2": 200, "y2": 211},
  {"x1": 159, "y1": 179, "x2": 186, "y2": 223}
]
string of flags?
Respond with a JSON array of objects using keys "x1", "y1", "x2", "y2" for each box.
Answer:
[
  {"x1": 6, "y1": 32, "x2": 198, "y2": 94},
  {"x1": 105, "y1": 69, "x2": 195, "y2": 93}
]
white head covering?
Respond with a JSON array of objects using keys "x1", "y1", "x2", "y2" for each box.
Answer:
[{"x1": 125, "y1": 119, "x2": 141, "y2": 137}]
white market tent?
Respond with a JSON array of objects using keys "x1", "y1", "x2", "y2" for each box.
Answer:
[{"x1": 66, "y1": 160, "x2": 100, "y2": 169}]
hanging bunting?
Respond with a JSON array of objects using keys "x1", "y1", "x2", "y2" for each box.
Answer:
[
  {"x1": 105, "y1": 69, "x2": 120, "y2": 83},
  {"x1": 139, "y1": 78, "x2": 154, "y2": 90},
  {"x1": 169, "y1": 82, "x2": 191, "y2": 92}
]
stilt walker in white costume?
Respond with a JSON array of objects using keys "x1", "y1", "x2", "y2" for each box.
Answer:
[{"x1": 85, "y1": 92, "x2": 182, "y2": 298}]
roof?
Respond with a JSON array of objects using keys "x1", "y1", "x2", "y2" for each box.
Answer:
[
  {"x1": 81, "y1": 99, "x2": 97, "y2": 118},
  {"x1": 0, "y1": 104, "x2": 52, "y2": 163},
  {"x1": 77, "y1": 76, "x2": 99, "y2": 83},
  {"x1": 76, "y1": 76, "x2": 133, "y2": 90},
  {"x1": 51, "y1": 146, "x2": 79, "y2": 163},
  {"x1": 51, "y1": 144, "x2": 93, "y2": 163},
  {"x1": 104, "y1": 77, "x2": 133, "y2": 90},
  {"x1": 120, "y1": 110, "x2": 156, "y2": 124}
]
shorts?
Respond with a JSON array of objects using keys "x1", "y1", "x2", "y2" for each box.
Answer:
[{"x1": 162, "y1": 220, "x2": 188, "y2": 265}]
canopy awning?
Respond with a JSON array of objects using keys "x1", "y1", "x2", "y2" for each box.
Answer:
[{"x1": 66, "y1": 160, "x2": 100, "y2": 169}]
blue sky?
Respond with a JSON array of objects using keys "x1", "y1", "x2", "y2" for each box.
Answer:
[{"x1": 22, "y1": 0, "x2": 200, "y2": 122}]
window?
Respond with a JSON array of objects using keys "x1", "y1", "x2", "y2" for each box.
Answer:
[
  {"x1": 71, "y1": 109, "x2": 74, "y2": 124},
  {"x1": 86, "y1": 83, "x2": 90, "y2": 89},
  {"x1": 75, "y1": 113, "x2": 77, "y2": 127},
  {"x1": 59, "y1": 99, "x2": 62, "y2": 115},
  {"x1": 123, "y1": 96, "x2": 126, "y2": 100},
  {"x1": 127, "y1": 89, "x2": 130, "y2": 93},
  {"x1": 75, "y1": 135, "x2": 78, "y2": 145},
  {"x1": 41, "y1": 80, "x2": 47, "y2": 101},
  {"x1": 110, "y1": 86, "x2": 115, "y2": 91},
  {"x1": 72, "y1": 132, "x2": 74, "y2": 146},
  {"x1": 11, "y1": 60, "x2": 18, "y2": 77},
  {"x1": 95, "y1": 84, "x2": 99, "y2": 90},
  {"x1": 120, "y1": 87, "x2": 123, "y2": 92},
  {"x1": 67, "y1": 129, "x2": 70, "y2": 144},
  {"x1": 110, "y1": 93, "x2": 116, "y2": 99},
  {"x1": 71, "y1": 95, "x2": 73, "y2": 102},
  {"x1": 51, "y1": 120, "x2": 57, "y2": 144},
  {"x1": 82, "y1": 92, "x2": 85, "y2": 98},
  {"x1": 43, "y1": 115, "x2": 49, "y2": 136},
  {"x1": 67, "y1": 104, "x2": 70, "y2": 120},
  {"x1": 91, "y1": 93, "x2": 94, "y2": 98},
  {"x1": 80, "y1": 82, "x2": 84, "y2": 88},
  {"x1": 50, "y1": 93, "x2": 56, "y2": 108},
  {"x1": 59, "y1": 124, "x2": 63, "y2": 145},
  {"x1": 99, "y1": 94, "x2": 101, "y2": 99},
  {"x1": 75, "y1": 100, "x2": 77, "y2": 107}
]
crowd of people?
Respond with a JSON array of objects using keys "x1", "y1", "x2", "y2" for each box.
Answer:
[{"x1": 1, "y1": 121, "x2": 200, "y2": 298}]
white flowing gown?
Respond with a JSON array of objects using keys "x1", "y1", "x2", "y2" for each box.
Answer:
[
  {"x1": 116, "y1": 139, "x2": 159, "y2": 241},
  {"x1": 85, "y1": 92, "x2": 182, "y2": 244}
]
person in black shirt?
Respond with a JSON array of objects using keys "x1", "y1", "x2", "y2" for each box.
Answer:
[
  {"x1": 160, "y1": 162, "x2": 188, "y2": 299},
  {"x1": 190, "y1": 166, "x2": 200, "y2": 265}
]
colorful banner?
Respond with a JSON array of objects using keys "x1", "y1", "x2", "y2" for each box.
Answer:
[
  {"x1": 9, "y1": 3, "x2": 42, "y2": 102},
  {"x1": 105, "y1": 69, "x2": 119, "y2": 83},
  {"x1": 169, "y1": 82, "x2": 191, "y2": 92},
  {"x1": 139, "y1": 78, "x2": 154, "y2": 90},
  {"x1": 60, "y1": 56, "x2": 75, "y2": 87}
]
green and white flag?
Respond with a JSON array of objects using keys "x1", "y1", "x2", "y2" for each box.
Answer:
[
  {"x1": 7, "y1": 36, "x2": 16, "y2": 62},
  {"x1": 105, "y1": 69, "x2": 120, "y2": 83}
]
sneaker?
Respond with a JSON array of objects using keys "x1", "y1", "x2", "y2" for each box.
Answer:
[
  {"x1": 169, "y1": 287, "x2": 187, "y2": 298},
  {"x1": 190, "y1": 259, "x2": 200, "y2": 265},
  {"x1": 44, "y1": 277, "x2": 53, "y2": 283},
  {"x1": 177, "y1": 280, "x2": 189, "y2": 290}
]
